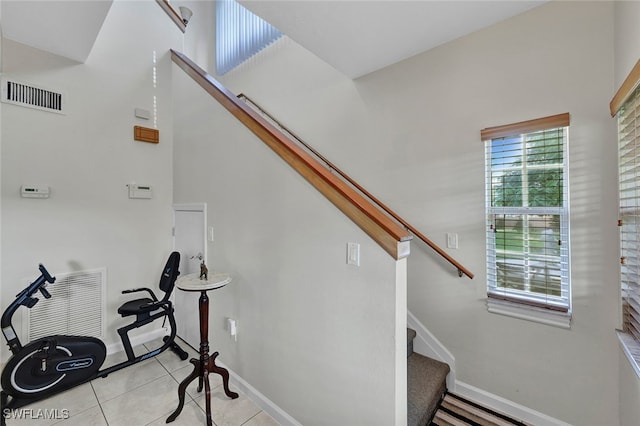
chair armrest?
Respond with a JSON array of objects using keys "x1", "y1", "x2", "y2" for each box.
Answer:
[
  {"x1": 140, "y1": 300, "x2": 171, "y2": 311},
  {"x1": 121, "y1": 287, "x2": 158, "y2": 301}
]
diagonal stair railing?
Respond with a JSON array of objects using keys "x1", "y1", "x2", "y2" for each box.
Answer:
[
  {"x1": 171, "y1": 49, "x2": 473, "y2": 278},
  {"x1": 171, "y1": 49, "x2": 411, "y2": 260},
  {"x1": 236, "y1": 94, "x2": 473, "y2": 279}
]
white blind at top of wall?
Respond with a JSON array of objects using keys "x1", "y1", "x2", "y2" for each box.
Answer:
[
  {"x1": 619, "y1": 86, "x2": 640, "y2": 341},
  {"x1": 215, "y1": 0, "x2": 282, "y2": 75}
]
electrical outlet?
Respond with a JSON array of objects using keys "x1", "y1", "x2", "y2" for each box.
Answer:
[{"x1": 227, "y1": 318, "x2": 237, "y2": 341}]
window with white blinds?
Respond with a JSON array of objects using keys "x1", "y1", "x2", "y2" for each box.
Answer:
[
  {"x1": 619, "y1": 86, "x2": 640, "y2": 342},
  {"x1": 215, "y1": 0, "x2": 282, "y2": 75},
  {"x1": 483, "y1": 114, "x2": 571, "y2": 318}
]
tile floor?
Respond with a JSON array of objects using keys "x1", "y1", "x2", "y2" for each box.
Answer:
[{"x1": 3, "y1": 338, "x2": 280, "y2": 426}]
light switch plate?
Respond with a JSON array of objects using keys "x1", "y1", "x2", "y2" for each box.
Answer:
[
  {"x1": 447, "y1": 233, "x2": 458, "y2": 249},
  {"x1": 347, "y1": 242, "x2": 360, "y2": 266}
]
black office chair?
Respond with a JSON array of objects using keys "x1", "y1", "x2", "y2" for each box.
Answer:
[{"x1": 117, "y1": 251, "x2": 189, "y2": 361}]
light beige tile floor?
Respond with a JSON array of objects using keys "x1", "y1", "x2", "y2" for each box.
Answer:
[{"x1": 3, "y1": 339, "x2": 280, "y2": 426}]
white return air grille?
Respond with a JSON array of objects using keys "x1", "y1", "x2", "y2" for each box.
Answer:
[
  {"x1": 24, "y1": 268, "x2": 106, "y2": 341},
  {"x1": 1, "y1": 78, "x2": 65, "y2": 114}
]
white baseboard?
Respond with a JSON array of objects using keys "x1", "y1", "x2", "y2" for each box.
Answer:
[
  {"x1": 453, "y1": 381, "x2": 572, "y2": 426},
  {"x1": 216, "y1": 359, "x2": 302, "y2": 426},
  {"x1": 407, "y1": 312, "x2": 569, "y2": 425},
  {"x1": 105, "y1": 326, "x2": 169, "y2": 355},
  {"x1": 407, "y1": 310, "x2": 456, "y2": 388}
]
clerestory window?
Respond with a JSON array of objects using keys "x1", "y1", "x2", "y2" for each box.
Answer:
[
  {"x1": 482, "y1": 113, "x2": 571, "y2": 327},
  {"x1": 215, "y1": 0, "x2": 282, "y2": 75}
]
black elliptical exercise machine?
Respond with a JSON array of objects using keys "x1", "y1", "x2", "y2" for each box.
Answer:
[{"x1": 0, "y1": 252, "x2": 189, "y2": 419}]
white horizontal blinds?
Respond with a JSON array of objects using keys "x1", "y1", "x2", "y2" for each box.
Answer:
[
  {"x1": 216, "y1": 0, "x2": 283, "y2": 75},
  {"x1": 619, "y1": 86, "x2": 640, "y2": 340},
  {"x1": 485, "y1": 118, "x2": 570, "y2": 312}
]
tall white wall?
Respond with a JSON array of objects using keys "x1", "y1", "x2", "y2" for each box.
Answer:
[
  {"x1": 180, "y1": 1, "x2": 619, "y2": 424},
  {"x1": 172, "y1": 64, "x2": 407, "y2": 424},
  {"x1": 0, "y1": 1, "x2": 182, "y2": 363},
  {"x1": 614, "y1": 2, "x2": 640, "y2": 425}
]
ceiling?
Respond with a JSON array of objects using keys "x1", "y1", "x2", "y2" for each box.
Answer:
[
  {"x1": 240, "y1": 0, "x2": 547, "y2": 78},
  {"x1": 1, "y1": 0, "x2": 113, "y2": 63},
  {"x1": 0, "y1": 0, "x2": 545, "y2": 78}
]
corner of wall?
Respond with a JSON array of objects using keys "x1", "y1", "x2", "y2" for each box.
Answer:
[{"x1": 395, "y1": 257, "x2": 408, "y2": 425}]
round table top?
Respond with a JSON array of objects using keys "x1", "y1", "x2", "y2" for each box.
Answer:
[{"x1": 176, "y1": 272, "x2": 231, "y2": 292}]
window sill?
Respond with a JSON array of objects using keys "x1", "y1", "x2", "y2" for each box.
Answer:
[
  {"x1": 487, "y1": 298, "x2": 572, "y2": 329},
  {"x1": 618, "y1": 331, "x2": 640, "y2": 379}
]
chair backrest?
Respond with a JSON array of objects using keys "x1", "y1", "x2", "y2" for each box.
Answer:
[{"x1": 159, "y1": 251, "x2": 181, "y2": 301}]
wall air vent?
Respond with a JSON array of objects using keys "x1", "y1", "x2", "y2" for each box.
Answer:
[{"x1": 1, "y1": 78, "x2": 65, "y2": 114}]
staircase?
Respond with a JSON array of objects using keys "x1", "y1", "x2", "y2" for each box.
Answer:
[{"x1": 407, "y1": 327, "x2": 450, "y2": 426}]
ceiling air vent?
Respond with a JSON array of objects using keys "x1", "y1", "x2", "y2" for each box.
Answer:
[{"x1": 1, "y1": 78, "x2": 65, "y2": 114}]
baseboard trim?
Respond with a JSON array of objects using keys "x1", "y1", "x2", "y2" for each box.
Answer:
[
  {"x1": 453, "y1": 381, "x2": 571, "y2": 426},
  {"x1": 105, "y1": 326, "x2": 169, "y2": 355},
  {"x1": 217, "y1": 359, "x2": 302, "y2": 426},
  {"x1": 407, "y1": 310, "x2": 456, "y2": 388},
  {"x1": 105, "y1": 329, "x2": 301, "y2": 425}
]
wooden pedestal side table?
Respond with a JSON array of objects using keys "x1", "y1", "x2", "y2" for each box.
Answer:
[{"x1": 166, "y1": 272, "x2": 239, "y2": 426}]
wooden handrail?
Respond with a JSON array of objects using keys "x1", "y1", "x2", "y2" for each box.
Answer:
[
  {"x1": 238, "y1": 94, "x2": 474, "y2": 279},
  {"x1": 171, "y1": 49, "x2": 412, "y2": 260},
  {"x1": 156, "y1": 0, "x2": 186, "y2": 33}
]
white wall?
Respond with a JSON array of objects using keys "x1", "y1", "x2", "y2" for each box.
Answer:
[
  {"x1": 614, "y1": 1, "x2": 640, "y2": 425},
  {"x1": 172, "y1": 62, "x2": 407, "y2": 424},
  {"x1": 0, "y1": 1, "x2": 183, "y2": 364},
  {"x1": 614, "y1": 0, "x2": 640, "y2": 90},
  {"x1": 179, "y1": 1, "x2": 619, "y2": 424},
  {"x1": 363, "y1": 3, "x2": 618, "y2": 425}
]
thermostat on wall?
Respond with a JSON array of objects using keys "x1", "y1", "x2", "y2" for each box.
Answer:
[
  {"x1": 128, "y1": 184, "x2": 153, "y2": 199},
  {"x1": 21, "y1": 185, "x2": 50, "y2": 199}
]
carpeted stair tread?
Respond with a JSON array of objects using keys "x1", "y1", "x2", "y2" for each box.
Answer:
[
  {"x1": 407, "y1": 328, "x2": 417, "y2": 357},
  {"x1": 408, "y1": 352, "x2": 450, "y2": 426}
]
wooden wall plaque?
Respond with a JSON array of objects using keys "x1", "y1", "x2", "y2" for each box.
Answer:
[{"x1": 134, "y1": 126, "x2": 159, "y2": 144}]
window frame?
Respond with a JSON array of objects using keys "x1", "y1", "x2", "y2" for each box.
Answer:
[
  {"x1": 482, "y1": 113, "x2": 572, "y2": 328},
  {"x1": 611, "y1": 58, "x2": 640, "y2": 377}
]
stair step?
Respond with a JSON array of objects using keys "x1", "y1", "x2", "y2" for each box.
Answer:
[
  {"x1": 433, "y1": 409, "x2": 471, "y2": 426},
  {"x1": 407, "y1": 353, "x2": 450, "y2": 426},
  {"x1": 431, "y1": 393, "x2": 530, "y2": 426},
  {"x1": 407, "y1": 327, "x2": 417, "y2": 357}
]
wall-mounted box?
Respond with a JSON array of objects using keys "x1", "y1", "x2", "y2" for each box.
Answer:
[
  {"x1": 134, "y1": 108, "x2": 151, "y2": 120},
  {"x1": 21, "y1": 185, "x2": 50, "y2": 199},
  {"x1": 134, "y1": 126, "x2": 159, "y2": 144},
  {"x1": 128, "y1": 184, "x2": 153, "y2": 199}
]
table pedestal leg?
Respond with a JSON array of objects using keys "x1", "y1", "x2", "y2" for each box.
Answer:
[
  {"x1": 166, "y1": 358, "x2": 199, "y2": 423},
  {"x1": 166, "y1": 290, "x2": 238, "y2": 425}
]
